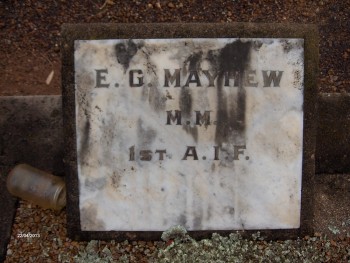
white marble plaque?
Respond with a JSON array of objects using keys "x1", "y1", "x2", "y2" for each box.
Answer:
[{"x1": 74, "y1": 38, "x2": 304, "y2": 231}]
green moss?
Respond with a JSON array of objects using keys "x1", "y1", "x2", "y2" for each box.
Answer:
[
  {"x1": 74, "y1": 240, "x2": 114, "y2": 263},
  {"x1": 74, "y1": 227, "x2": 349, "y2": 263},
  {"x1": 155, "y1": 228, "x2": 334, "y2": 263}
]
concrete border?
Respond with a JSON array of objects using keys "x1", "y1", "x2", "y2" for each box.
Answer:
[
  {"x1": 0, "y1": 167, "x2": 17, "y2": 263},
  {"x1": 62, "y1": 23, "x2": 318, "y2": 241},
  {"x1": 316, "y1": 93, "x2": 350, "y2": 173},
  {"x1": 0, "y1": 95, "x2": 64, "y2": 175}
]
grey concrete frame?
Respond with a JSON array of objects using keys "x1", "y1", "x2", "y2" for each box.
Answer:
[{"x1": 61, "y1": 23, "x2": 318, "y2": 241}]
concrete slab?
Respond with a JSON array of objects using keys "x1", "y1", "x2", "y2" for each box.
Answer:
[
  {"x1": 62, "y1": 23, "x2": 318, "y2": 240},
  {"x1": 0, "y1": 95, "x2": 64, "y2": 175},
  {"x1": 316, "y1": 93, "x2": 350, "y2": 174},
  {"x1": 314, "y1": 174, "x2": 350, "y2": 237}
]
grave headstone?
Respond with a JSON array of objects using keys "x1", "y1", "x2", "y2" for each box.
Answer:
[{"x1": 62, "y1": 23, "x2": 318, "y2": 240}]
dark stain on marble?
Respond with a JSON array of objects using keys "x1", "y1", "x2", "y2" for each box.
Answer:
[
  {"x1": 281, "y1": 39, "x2": 303, "y2": 53},
  {"x1": 206, "y1": 204, "x2": 212, "y2": 221},
  {"x1": 225, "y1": 206, "x2": 235, "y2": 215},
  {"x1": 141, "y1": 48, "x2": 158, "y2": 76},
  {"x1": 179, "y1": 84, "x2": 193, "y2": 118},
  {"x1": 148, "y1": 80, "x2": 167, "y2": 112},
  {"x1": 139, "y1": 46, "x2": 167, "y2": 112},
  {"x1": 206, "y1": 49, "x2": 220, "y2": 73},
  {"x1": 178, "y1": 213, "x2": 187, "y2": 227},
  {"x1": 111, "y1": 172, "x2": 121, "y2": 189},
  {"x1": 179, "y1": 50, "x2": 205, "y2": 142},
  {"x1": 182, "y1": 124, "x2": 199, "y2": 143},
  {"x1": 215, "y1": 40, "x2": 251, "y2": 146},
  {"x1": 184, "y1": 51, "x2": 203, "y2": 71},
  {"x1": 80, "y1": 205, "x2": 106, "y2": 231},
  {"x1": 79, "y1": 120, "x2": 91, "y2": 162},
  {"x1": 85, "y1": 177, "x2": 107, "y2": 191},
  {"x1": 179, "y1": 86, "x2": 200, "y2": 142},
  {"x1": 193, "y1": 206, "x2": 203, "y2": 230},
  {"x1": 137, "y1": 118, "x2": 157, "y2": 148},
  {"x1": 252, "y1": 40, "x2": 264, "y2": 51},
  {"x1": 115, "y1": 39, "x2": 142, "y2": 72}
]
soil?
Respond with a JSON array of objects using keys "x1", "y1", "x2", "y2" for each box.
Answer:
[
  {"x1": 1, "y1": 2, "x2": 349, "y2": 262},
  {"x1": 0, "y1": 0, "x2": 349, "y2": 96}
]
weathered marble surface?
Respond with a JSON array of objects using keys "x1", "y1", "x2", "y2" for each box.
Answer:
[{"x1": 74, "y1": 38, "x2": 304, "y2": 231}]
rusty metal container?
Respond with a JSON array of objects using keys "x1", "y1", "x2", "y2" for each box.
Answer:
[{"x1": 6, "y1": 164, "x2": 66, "y2": 210}]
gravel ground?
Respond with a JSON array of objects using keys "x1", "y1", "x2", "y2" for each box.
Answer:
[
  {"x1": 4, "y1": 200, "x2": 350, "y2": 262},
  {"x1": 1, "y1": 1, "x2": 350, "y2": 262}
]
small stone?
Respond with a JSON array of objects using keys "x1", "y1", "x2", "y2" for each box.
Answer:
[
  {"x1": 125, "y1": 245, "x2": 132, "y2": 252},
  {"x1": 155, "y1": 2, "x2": 161, "y2": 9},
  {"x1": 168, "y1": 2, "x2": 175, "y2": 8},
  {"x1": 53, "y1": 45, "x2": 60, "y2": 53},
  {"x1": 34, "y1": 216, "x2": 40, "y2": 223},
  {"x1": 7, "y1": 248, "x2": 13, "y2": 256},
  {"x1": 147, "y1": 241, "x2": 153, "y2": 247},
  {"x1": 138, "y1": 241, "x2": 146, "y2": 247}
]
